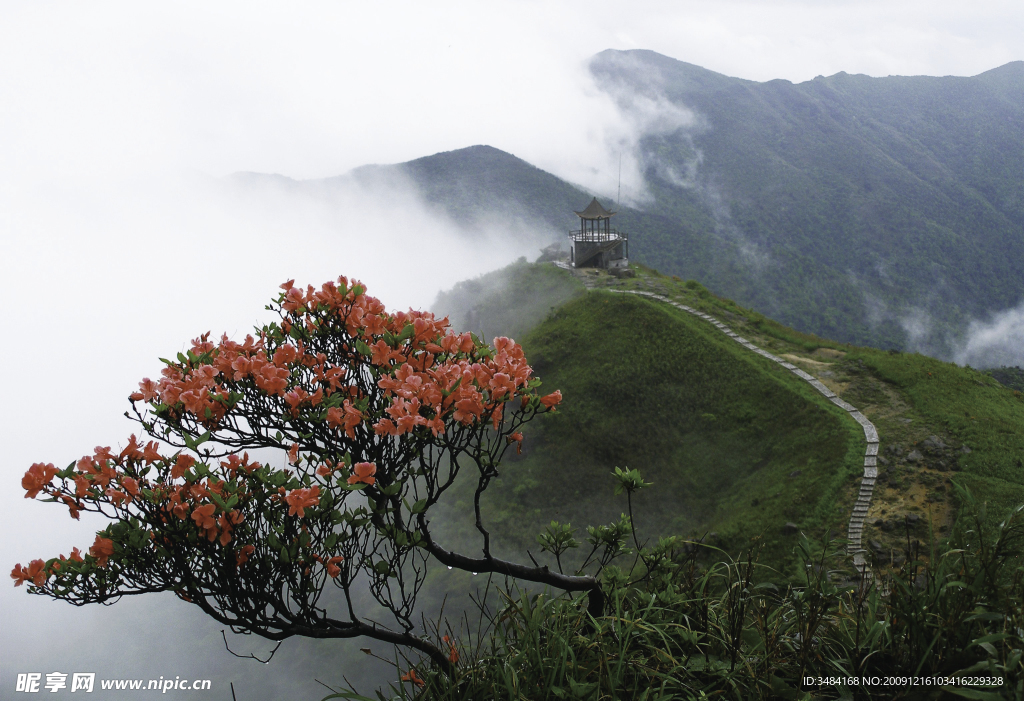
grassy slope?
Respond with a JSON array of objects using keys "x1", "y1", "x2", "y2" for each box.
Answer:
[
  {"x1": 433, "y1": 261, "x2": 1024, "y2": 575},
  {"x1": 431, "y1": 257, "x2": 586, "y2": 343},
  {"x1": 850, "y1": 348, "x2": 1024, "y2": 519},
  {"x1": 478, "y1": 291, "x2": 861, "y2": 574}
]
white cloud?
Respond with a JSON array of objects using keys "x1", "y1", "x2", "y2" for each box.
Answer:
[{"x1": 955, "y1": 302, "x2": 1024, "y2": 368}]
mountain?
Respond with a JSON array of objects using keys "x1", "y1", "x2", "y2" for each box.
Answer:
[
  {"x1": 432, "y1": 260, "x2": 1024, "y2": 574},
  {"x1": 590, "y1": 51, "x2": 1024, "y2": 356},
  {"x1": 349, "y1": 145, "x2": 588, "y2": 236},
  {"x1": 230, "y1": 53, "x2": 1024, "y2": 361}
]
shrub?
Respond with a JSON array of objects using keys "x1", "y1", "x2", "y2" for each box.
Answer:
[{"x1": 11, "y1": 276, "x2": 599, "y2": 673}]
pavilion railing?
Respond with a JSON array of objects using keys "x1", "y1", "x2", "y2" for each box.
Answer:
[{"x1": 568, "y1": 230, "x2": 628, "y2": 243}]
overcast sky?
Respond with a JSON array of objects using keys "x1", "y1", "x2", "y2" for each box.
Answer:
[
  {"x1": 1, "y1": 1, "x2": 1022, "y2": 696},
  {"x1": 3, "y1": 1, "x2": 1022, "y2": 183}
]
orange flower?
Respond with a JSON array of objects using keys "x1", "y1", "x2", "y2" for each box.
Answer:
[
  {"x1": 61, "y1": 495, "x2": 82, "y2": 520},
  {"x1": 236, "y1": 544, "x2": 255, "y2": 567},
  {"x1": 105, "y1": 489, "x2": 129, "y2": 507},
  {"x1": 347, "y1": 462, "x2": 376, "y2": 486},
  {"x1": 272, "y1": 344, "x2": 299, "y2": 367},
  {"x1": 453, "y1": 397, "x2": 483, "y2": 424},
  {"x1": 400, "y1": 669, "x2": 425, "y2": 688},
  {"x1": 373, "y1": 418, "x2": 398, "y2": 436},
  {"x1": 326, "y1": 556, "x2": 344, "y2": 578},
  {"x1": 10, "y1": 559, "x2": 47, "y2": 587},
  {"x1": 121, "y1": 476, "x2": 140, "y2": 497},
  {"x1": 284, "y1": 486, "x2": 321, "y2": 518},
  {"x1": 287, "y1": 443, "x2": 300, "y2": 465},
  {"x1": 507, "y1": 432, "x2": 524, "y2": 455},
  {"x1": 326, "y1": 400, "x2": 363, "y2": 439},
  {"x1": 235, "y1": 545, "x2": 255, "y2": 566},
  {"x1": 442, "y1": 635, "x2": 459, "y2": 663},
  {"x1": 191, "y1": 503, "x2": 217, "y2": 531},
  {"x1": 90, "y1": 536, "x2": 115, "y2": 567},
  {"x1": 171, "y1": 454, "x2": 195, "y2": 480},
  {"x1": 119, "y1": 434, "x2": 144, "y2": 461},
  {"x1": 131, "y1": 377, "x2": 160, "y2": 402},
  {"x1": 142, "y1": 441, "x2": 163, "y2": 465},
  {"x1": 540, "y1": 390, "x2": 562, "y2": 409},
  {"x1": 22, "y1": 463, "x2": 58, "y2": 499}
]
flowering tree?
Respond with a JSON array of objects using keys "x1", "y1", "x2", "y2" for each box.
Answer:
[{"x1": 11, "y1": 276, "x2": 596, "y2": 673}]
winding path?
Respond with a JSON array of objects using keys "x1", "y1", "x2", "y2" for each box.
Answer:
[{"x1": 606, "y1": 287, "x2": 879, "y2": 576}]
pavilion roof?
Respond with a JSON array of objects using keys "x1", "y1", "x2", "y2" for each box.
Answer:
[{"x1": 574, "y1": 197, "x2": 616, "y2": 219}]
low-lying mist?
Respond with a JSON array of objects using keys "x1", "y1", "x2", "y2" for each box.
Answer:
[
  {"x1": 0, "y1": 167, "x2": 557, "y2": 698},
  {"x1": 953, "y1": 301, "x2": 1024, "y2": 369}
]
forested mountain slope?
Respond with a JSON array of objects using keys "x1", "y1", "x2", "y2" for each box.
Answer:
[
  {"x1": 230, "y1": 53, "x2": 1024, "y2": 359},
  {"x1": 591, "y1": 51, "x2": 1024, "y2": 354}
]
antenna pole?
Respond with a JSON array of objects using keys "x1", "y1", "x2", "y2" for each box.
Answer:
[{"x1": 617, "y1": 151, "x2": 622, "y2": 209}]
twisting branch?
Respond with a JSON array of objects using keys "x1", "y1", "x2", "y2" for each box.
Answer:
[
  {"x1": 221, "y1": 631, "x2": 282, "y2": 663},
  {"x1": 13, "y1": 274, "x2": 565, "y2": 678}
]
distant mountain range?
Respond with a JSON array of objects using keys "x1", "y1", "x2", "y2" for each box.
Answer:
[
  {"x1": 590, "y1": 50, "x2": 1024, "y2": 357},
  {"x1": 232, "y1": 50, "x2": 1024, "y2": 360}
]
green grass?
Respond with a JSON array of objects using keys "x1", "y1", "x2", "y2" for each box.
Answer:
[
  {"x1": 367, "y1": 491, "x2": 1024, "y2": 701},
  {"x1": 849, "y1": 349, "x2": 1024, "y2": 520},
  {"x1": 432, "y1": 257, "x2": 585, "y2": 343},
  {"x1": 463, "y1": 290, "x2": 861, "y2": 575},
  {"x1": 432, "y1": 257, "x2": 1024, "y2": 571}
]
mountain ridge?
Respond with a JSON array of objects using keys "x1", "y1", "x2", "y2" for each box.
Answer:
[
  {"x1": 590, "y1": 50, "x2": 1024, "y2": 356},
  {"x1": 226, "y1": 50, "x2": 1024, "y2": 362}
]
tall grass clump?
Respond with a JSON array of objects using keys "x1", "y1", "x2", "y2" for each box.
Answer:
[{"x1": 344, "y1": 482, "x2": 1023, "y2": 701}]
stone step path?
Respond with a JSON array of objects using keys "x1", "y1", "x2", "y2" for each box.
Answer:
[{"x1": 611, "y1": 289, "x2": 879, "y2": 582}]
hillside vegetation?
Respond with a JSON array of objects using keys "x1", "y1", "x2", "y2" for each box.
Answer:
[
  {"x1": 232, "y1": 53, "x2": 1024, "y2": 359},
  {"x1": 591, "y1": 50, "x2": 1024, "y2": 357},
  {"x1": 433, "y1": 261, "x2": 1024, "y2": 575}
]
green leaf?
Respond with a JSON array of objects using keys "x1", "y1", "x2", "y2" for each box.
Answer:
[
  {"x1": 611, "y1": 466, "x2": 652, "y2": 495},
  {"x1": 355, "y1": 340, "x2": 372, "y2": 356},
  {"x1": 410, "y1": 499, "x2": 427, "y2": 515},
  {"x1": 970, "y1": 633, "x2": 1012, "y2": 647}
]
